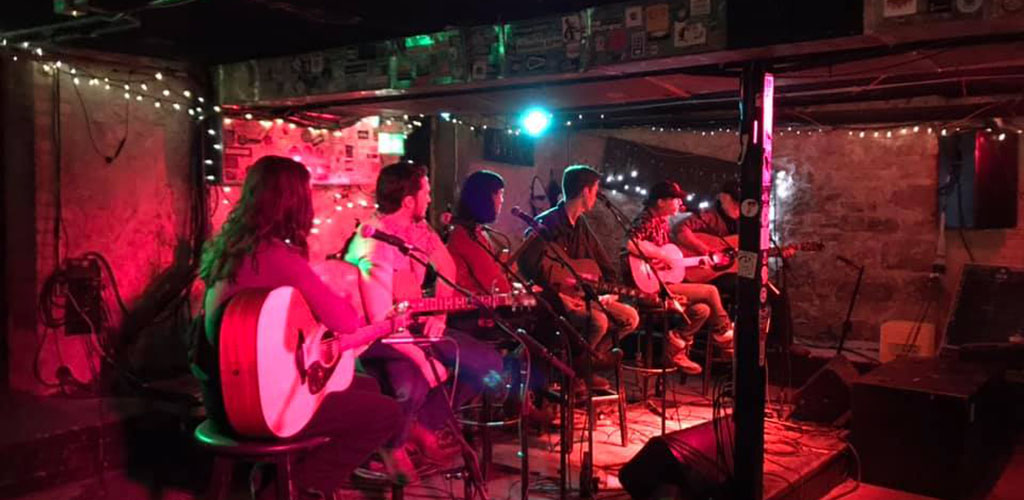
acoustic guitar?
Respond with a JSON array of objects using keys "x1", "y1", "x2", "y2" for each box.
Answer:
[
  {"x1": 627, "y1": 243, "x2": 721, "y2": 293},
  {"x1": 218, "y1": 286, "x2": 403, "y2": 439},
  {"x1": 683, "y1": 234, "x2": 824, "y2": 283},
  {"x1": 547, "y1": 256, "x2": 688, "y2": 314}
]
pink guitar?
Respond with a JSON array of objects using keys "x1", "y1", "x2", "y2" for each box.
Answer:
[{"x1": 218, "y1": 286, "x2": 402, "y2": 438}]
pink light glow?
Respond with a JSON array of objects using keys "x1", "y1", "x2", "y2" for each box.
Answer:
[{"x1": 762, "y1": 73, "x2": 774, "y2": 152}]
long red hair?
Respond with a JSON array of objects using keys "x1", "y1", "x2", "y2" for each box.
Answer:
[{"x1": 199, "y1": 156, "x2": 313, "y2": 285}]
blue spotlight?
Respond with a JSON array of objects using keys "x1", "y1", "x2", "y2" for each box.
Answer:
[{"x1": 520, "y1": 107, "x2": 552, "y2": 137}]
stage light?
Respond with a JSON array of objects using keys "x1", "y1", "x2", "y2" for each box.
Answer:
[{"x1": 520, "y1": 107, "x2": 552, "y2": 137}]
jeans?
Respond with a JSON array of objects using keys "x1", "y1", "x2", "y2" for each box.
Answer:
[
  {"x1": 561, "y1": 295, "x2": 641, "y2": 349},
  {"x1": 667, "y1": 282, "x2": 730, "y2": 332},
  {"x1": 360, "y1": 327, "x2": 503, "y2": 446},
  {"x1": 286, "y1": 375, "x2": 402, "y2": 492}
]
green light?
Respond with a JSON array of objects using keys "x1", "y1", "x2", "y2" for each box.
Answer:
[
  {"x1": 520, "y1": 107, "x2": 552, "y2": 137},
  {"x1": 404, "y1": 35, "x2": 434, "y2": 49},
  {"x1": 378, "y1": 132, "x2": 406, "y2": 155}
]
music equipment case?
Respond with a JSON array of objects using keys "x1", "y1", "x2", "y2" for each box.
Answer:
[{"x1": 850, "y1": 357, "x2": 1010, "y2": 499}]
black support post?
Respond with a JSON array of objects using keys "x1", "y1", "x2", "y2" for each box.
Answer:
[{"x1": 733, "y1": 62, "x2": 774, "y2": 500}]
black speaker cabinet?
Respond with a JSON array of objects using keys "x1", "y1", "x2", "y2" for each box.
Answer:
[
  {"x1": 851, "y1": 357, "x2": 1009, "y2": 499},
  {"x1": 790, "y1": 354, "x2": 859, "y2": 425},
  {"x1": 619, "y1": 417, "x2": 734, "y2": 500},
  {"x1": 939, "y1": 130, "x2": 1019, "y2": 229}
]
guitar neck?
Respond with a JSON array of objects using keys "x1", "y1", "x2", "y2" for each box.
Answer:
[{"x1": 403, "y1": 294, "x2": 523, "y2": 315}]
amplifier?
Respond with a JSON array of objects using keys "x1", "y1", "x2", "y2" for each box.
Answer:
[{"x1": 851, "y1": 357, "x2": 1010, "y2": 499}]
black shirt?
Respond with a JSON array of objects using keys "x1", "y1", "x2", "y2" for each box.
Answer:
[{"x1": 516, "y1": 201, "x2": 619, "y2": 285}]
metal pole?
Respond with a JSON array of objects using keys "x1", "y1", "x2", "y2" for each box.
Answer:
[{"x1": 734, "y1": 62, "x2": 773, "y2": 500}]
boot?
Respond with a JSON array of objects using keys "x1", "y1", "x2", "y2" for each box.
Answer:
[{"x1": 667, "y1": 334, "x2": 702, "y2": 375}]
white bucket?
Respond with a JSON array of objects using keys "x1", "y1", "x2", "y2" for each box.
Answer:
[{"x1": 879, "y1": 320, "x2": 937, "y2": 363}]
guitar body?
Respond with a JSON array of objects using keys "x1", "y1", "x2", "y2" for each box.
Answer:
[
  {"x1": 219, "y1": 287, "x2": 358, "y2": 438},
  {"x1": 683, "y1": 234, "x2": 824, "y2": 283},
  {"x1": 628, "y1": 243, "x2": 716, "y2": 293},
  {"x1": 684, "y1": 234, "x2": 741, "y2": 283}
]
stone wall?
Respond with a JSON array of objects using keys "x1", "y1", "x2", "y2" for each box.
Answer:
[
  {"x1": 3, "y1": 58, "x2": 199, "y2": 393},
  {"x1": 437, "y1": 123, "x2": 1024, "y2": 343}
]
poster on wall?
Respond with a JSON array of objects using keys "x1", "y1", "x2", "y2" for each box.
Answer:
[
  {"x1": 505, "y1": 15, "x2": 583, "y2": 77},
  {"x1": 588, "y1": 0, "x2": 727, "y2": 68},
  {"x1": 393, "y1": 31, "x2": 467, "y2": 88},
  {"x1": 466, "y1": 25, "x2": 504, "y2": 81},
  {"x1": 221, "y1": 117, "x2": 382, "y2": 186}
]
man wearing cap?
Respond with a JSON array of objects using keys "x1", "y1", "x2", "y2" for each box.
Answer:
[
  {"x1": 623, "y1": 181, "x2": 733, "y2": 374},
  {"x1": 673, "y1": 180, "x2": 741, "y2": 258}
]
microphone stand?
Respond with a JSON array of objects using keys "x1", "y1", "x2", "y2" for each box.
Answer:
[
  {"x1": 835, "y1": 256, "x2": 865, "y2": 357},
  {"x1": 460, "y1": 224, "x2": 581, "y2": 500},
  {"x1": 517, "y1": 221, "x2": 615, "y2": 500},
  {"x1": 598, "y1": 195, "x2": 685, "y2": 435},
  {"x1": 403, "y1": 246, "x2": 578, "y2": 500}
]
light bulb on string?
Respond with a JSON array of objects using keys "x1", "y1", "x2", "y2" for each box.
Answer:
[{"x1": 155, "y1": 72, "x2": 163, "y2": 80}]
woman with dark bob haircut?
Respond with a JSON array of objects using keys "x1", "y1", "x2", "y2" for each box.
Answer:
[{"x1": 447, "y1": 170, "x2": 511, "y2": 293}]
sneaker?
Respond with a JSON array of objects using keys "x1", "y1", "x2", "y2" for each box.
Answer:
[
  {"x1": 711, "y1": 322, "x2": 734, "y2": 345},
  {"x1": 671, "y1": 351, "x2": 703, "y2": 375}
]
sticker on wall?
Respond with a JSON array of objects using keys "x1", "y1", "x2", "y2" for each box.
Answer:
[
  {"x1": 646, "y1": 4, "x2": 671, "y2": 38},
  {"x1": 737, "y1": 250, "x2": 758, "y2": 279},
  {"x1": 630, "y1": 31, "x2": 646, "y2": 58},
  {"x1": 625, "y1": 5, "x2": 644, "y2": 27},
  {"x1": 741, "y1": 199, "x2": 760, "y2": 218},
  {"x1": 956, "y1": 0, "x2": 983, "y2": 13},
  {"x1": 691, "y1": 0, "x2": 712, "y2": 16},
  {"x1": 883, "y1": 0, "x2": 917, "y2": 17},
  {"x1": 673, "y1": 22, "x2": 707, "y2": 48}
]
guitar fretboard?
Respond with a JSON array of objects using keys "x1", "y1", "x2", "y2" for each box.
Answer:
[{"x1": 403, "y1": 294, "x2": 531, "y2": 314}]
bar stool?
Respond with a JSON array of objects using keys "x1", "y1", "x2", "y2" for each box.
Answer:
[{"x1": 194, "y1": 419, "x2": 403, "y2": 500}]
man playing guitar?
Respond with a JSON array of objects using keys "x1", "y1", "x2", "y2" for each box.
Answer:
[
  {"x1": 193, "y1": 156, "x2": 406, "y2": 493},
  {"x1": 623, "y1": 181, "x2": 734, "y2": 374},
  {"x1": 343, "y1": 162, "x2": 503, "y2": 481},
  {"x1": 517, "y1": 165, "x2": 640, "y2": 390}
]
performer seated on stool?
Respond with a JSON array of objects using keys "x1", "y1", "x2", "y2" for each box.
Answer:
[
  {"x1": 672, "y1": 180, "x2": 797, "y2": 352},
  {"x1": 446, "y1": 170, "x2": 554, "y2": 422},
  {"x1": 193, "y1": 156, "x2": 404, "y2": 494},
  {"x1": 343, "y1": 162, "x2": 503, "y2": 481},
  {"x1": 623, "y1": 181, "x2": 734, "y2": 374},
  {"x1": 517, "y1": 165, "x2": 640, "y2": 391}
]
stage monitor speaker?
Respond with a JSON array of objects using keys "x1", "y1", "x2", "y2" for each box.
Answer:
[
  {"x1": 789, "y1": 354, "x2": 858, "y2": 425},
  {"x1": 852, "y1": 357, "x2": 1009, "y2": 499},
  {"x1": 619, "y1": 416, "x2": 734, "y2": 500},
  {"x1": 945, "y1": 264, "x2": 1024, "y2": 348}
]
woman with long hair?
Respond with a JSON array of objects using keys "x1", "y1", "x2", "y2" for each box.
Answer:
[{"x1": 194, "y1": 156, "x2": 407, "y2": 495}]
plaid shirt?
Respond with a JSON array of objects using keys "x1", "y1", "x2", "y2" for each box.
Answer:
[{"x1": 628, "y1": 208, "x2": 671, "y2": 246}]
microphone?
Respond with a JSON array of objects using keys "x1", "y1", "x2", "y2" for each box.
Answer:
[
  {"x1": 439, "y1": 211, "x2": 454, "y2": 239},
  {"x1": 360, "y1": 225, "x2": 421, "y2": 254},
  {"x1": 510, "y1": 206, "x2": 545, "y2": 232}
]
